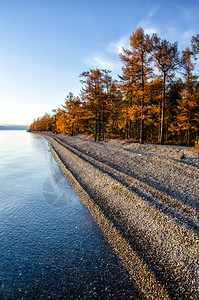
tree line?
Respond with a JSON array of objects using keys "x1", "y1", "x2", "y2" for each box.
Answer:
[{"x1": 29, "y1": 28, "x2": 199, "y2": 146}]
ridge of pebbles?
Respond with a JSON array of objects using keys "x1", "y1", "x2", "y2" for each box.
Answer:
[{"x1": 41, "y1": 133, "x2": 198, "y2": 300}]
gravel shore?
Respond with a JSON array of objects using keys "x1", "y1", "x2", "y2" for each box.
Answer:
[{"x1": 40, "y1": 133, "x2": 199, "y2": 300}]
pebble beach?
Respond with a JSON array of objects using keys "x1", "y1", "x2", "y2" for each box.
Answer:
[{"x1": 40, "y1": 132, "x2": 199, "y2": 300}]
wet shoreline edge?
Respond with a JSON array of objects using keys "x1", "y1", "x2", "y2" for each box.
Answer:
[{"x1": 44, "y1": 136, "x2": 170, "y2": 300}]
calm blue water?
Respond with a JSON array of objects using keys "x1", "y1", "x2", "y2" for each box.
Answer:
[{"x1": 0, "y1": 131, "x2": 142, "y2": 299}]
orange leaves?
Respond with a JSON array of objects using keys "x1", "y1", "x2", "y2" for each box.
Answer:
[{"x1": 29, "y1": 28, "x2": 199, "y2": 145}]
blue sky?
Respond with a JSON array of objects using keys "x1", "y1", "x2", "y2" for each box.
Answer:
[{"x1": 0, "y1": 0, "x2": 199, "y2": 125}]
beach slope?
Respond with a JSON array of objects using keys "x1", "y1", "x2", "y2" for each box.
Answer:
[{"x1": 41, "y1": 133, "x2": 199, "y2": 300}]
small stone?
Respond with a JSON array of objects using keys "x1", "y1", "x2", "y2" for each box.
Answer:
[{"x1": 180, "y1": 153, "x2": 185, "y2": 159}]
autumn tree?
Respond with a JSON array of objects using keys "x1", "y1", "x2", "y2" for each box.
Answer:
[
  {"x1": 56, "y1": 109, "x2": 67, "y2": 134},
  {"x1": 51, "y1": 108, "x2": 59, "y2": 133},
  {"x1": 144, "y1": 78, "x2": 162, "y2": 141},
  {"x1": 29, "y1": 114, "x2": 53, "y2": 132},
  {"x1": 80, "y1": 69, "x2": 112, "y2": 141},
  {"x1": 177, "y1": 47, "x2": 199, "y2": 146},
  {"x1": 120, "y1": 27, "x2": 152, "y2": 142},
  {"x1": 102, "y1": 69, "x2": 113, "y2": 139},
  {"x1": 29, "y1": 31, "x2": 199, "y2": 146},
  {"x1": 61, "y1": 93, "x2": 82, "y2": 135},
  {"x1": 152, "y1": 35, "x2": 179, "y2": 144},
  {"x1": 29, "y1": 119, "x2": 37, "y2": 131},
  {"x1": 106, "y1": 82, "x2": 124, "y2": 136},
  {"x1": 166, "y1": 80, "x2": 182, "y2": 142},
  {"x1": 191, "y1": 34, "x2": 199, "y2": 55}
]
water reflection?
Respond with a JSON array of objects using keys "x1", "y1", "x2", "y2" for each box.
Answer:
[{"x1": 43, "y1": 159, "x2": 77, "y2": 207}]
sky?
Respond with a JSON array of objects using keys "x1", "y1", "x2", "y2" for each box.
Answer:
[{"x1": 0, "y1": 0, "x2": 199, "y2": 125}]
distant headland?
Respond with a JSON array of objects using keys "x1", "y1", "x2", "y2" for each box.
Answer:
[{"x1": 0, "y1": 124, "x2": 29, "y2": 130}]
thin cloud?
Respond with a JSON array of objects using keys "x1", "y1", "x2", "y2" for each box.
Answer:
[
  {"x1": 181, "y1": 30, "x2": 195, "y2": 43},
  {"x1": 108, "y1": 10, "x2": 159, "y2": 57},
  {"x1": 147, "y1": 10, "x2": 156, "y2": 19},
  {"x1": 144, "y1": 26, "x2": 158, "y2": 35},
  {"x1": 178, "y1": 30, "x2": 195, "y2": 49},
  {"x1": 174, "y1": 3, "x2": 195, "y2": 23},
  {"x1": 85, "y1": 55, "x2": 114, "y2": 70},
  {"x1": 107, "y1": 35, "x2": 130, "y2": 55},
  {"x1": 138, "y1": 8, "x2": 159, "y2": 36},
  {"x1": 138, "y1": 19, "x2": 159, "y2": 36}
]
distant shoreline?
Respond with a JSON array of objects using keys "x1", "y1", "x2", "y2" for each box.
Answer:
[{"x1": 0, "y1": 126, "x2": 29, "y2": 130}]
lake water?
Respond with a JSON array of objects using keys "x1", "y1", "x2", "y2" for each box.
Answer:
[{"x1": 0, "y1": 131, "x2": 143, "y2": 299}]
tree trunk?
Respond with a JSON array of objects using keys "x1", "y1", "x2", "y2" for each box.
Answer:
[
  {"x1": 129, "y1": 95, "x2": 133, "y2": 139},
  {"x1": 158, "y1": 99, "x2": 161, "y2": 141},
  {"x1": 102, "y1": 100, "x2": 105, "y2": 140},
  {"x1": 95, "y1": 111, "x2": 97, "y2": 142},
  {"x1": 125, "y1": 115, "x2": 129, "y2": 139},
  {"x1": 129, "y1": 119, "x2": 132, "y2": 139},
  {"x1": 71, "y1": 123, "x2": 74, "y2": 136},
  {"x1": 165, "y1": 122, "x2": 168, "y2": 142},
  {"x1": 187, "y1": 127, "x2": 191, "y2": 147},
  {"x1": 159, "y1": 72, "x2": 166, "y2": 144},
  {"x1": 98, "y1": 116, "x2": 101, "y2": 141},
  {"x1": 140, "y1": 114, "x2": 144, "y2": 143},
  {"x1": 140, "y1": 53, "x2": 145, "y2": 144}
]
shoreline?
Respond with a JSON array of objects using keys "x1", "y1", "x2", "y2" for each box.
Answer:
[
  {"x1": 48, "y1": 143, "x2": 169, "y2": 300},
  {"x1": 39, "y1": 133, "x2": 198, "y2": 300}
]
